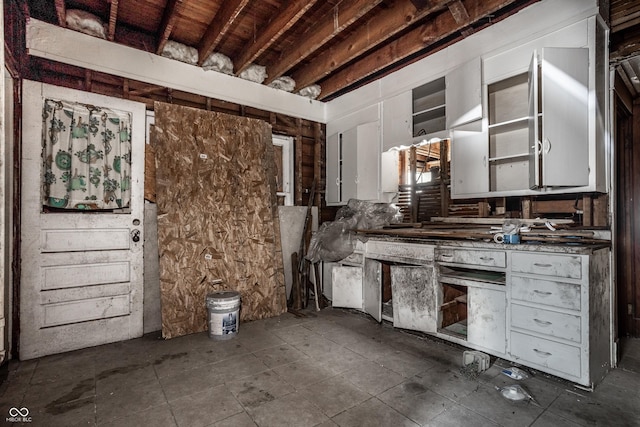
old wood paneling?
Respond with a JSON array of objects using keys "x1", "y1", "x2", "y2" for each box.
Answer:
[{"x1": 153, "y1": 102, "x2": 286, "y2": 338}]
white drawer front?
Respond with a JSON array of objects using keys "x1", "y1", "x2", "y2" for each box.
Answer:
[
  {"x1": 366, "y1": 241, "x2": 434, "y2": 262},
  {"x1": 511, "y1": 276, "x2": 581, "y2": 311},
  {"x1": 510, "y1": 332, "x2": 581, "y2": 378},
  {"x1": 511, "y1": 252, "x2": 582, "y2": 279},
  {"x1": 511, "y1": 304, "x2": 581, "y2": 343},
  {"x1": 436, "y1": 248, "x2": 506, "y2": 268}
]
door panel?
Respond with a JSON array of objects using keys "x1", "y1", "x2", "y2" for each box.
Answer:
[
  {"x1": 528, "y1": 50, "x2": 540, "y2": 189},
  {"x1": 451, "y1": 119, "x2": 488, "y2": 196},
  {"x1": 541, "y1": 47, "x2": 589, "y2": 186},
  {"x1": 390, "y1": 265, "x2": 437, "y2": 333},
  {"x1": 20, "y1": 80, "x2": 146, "y2": 359},
  {"x1": 364, "y1": 258, "x2": 382, "y2": 322},
  {"x1": 331, "y1": 265, "x2": 363, "y2": 309}
]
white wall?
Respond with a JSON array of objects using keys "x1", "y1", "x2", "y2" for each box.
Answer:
[{"x1": 26, "y1": 20, "x2": 326, "y2": 123}]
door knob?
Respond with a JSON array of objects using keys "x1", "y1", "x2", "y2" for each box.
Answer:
[{"x1": 131, "y1": 229, "x2": 141, "y2": 242}]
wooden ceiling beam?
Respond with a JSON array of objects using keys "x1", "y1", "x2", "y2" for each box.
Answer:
[
  {"x1": 234, "y1": 0, "x2": 320, "y2": 75},
  {"x1": 55, "y1": 0, "x2": 66, "y2": 27},
  {"x1": 264, "y1": 0, "x2": 383, "y2": 85},
  {"x1": 156, "y1": 0, "x2": 186, "y2": 54},
  {"x1": 448, "y1": 0, "x2": 475, "y2": 37},
  {"x1": 107, "y1": 0, "x2": 119, "y2": 41},
  {"x1": 318, "y1": 0, "x2": 521, "y2": 100},
  {"x1": 197, "y1": 0, "x2": 250, "y2": 66},
  {"x1": 291, "y1": 0, "x2": 451, "y2": 91}
]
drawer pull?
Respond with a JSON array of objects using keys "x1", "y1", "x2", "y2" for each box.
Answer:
[
  {"x1": 533, "y1": 263, "x2": 553, "y2": 268},
  {"x1": 533, "y1": 318, "x2": 552, "y2": 327},
  {"x1": 533, "y1": 290, "x2": 552, "y2": 296},
  {"x1": 533, "y1": 348, "x2": 552, "y2": 358},
  {"x1": 479, "y1": 257, "x2": 494, "y2": 262},
  {"x1": 440, "y1": 254, "x2": 453, "y2": 259}
]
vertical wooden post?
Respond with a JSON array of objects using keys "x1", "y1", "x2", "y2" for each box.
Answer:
[
  {"x1": 313, "y1": 122, "x2": 323, "y2": 213},
  {"x1": 84, "y1": 69, "x2": 93, "y2": 92},
  {"x1": 582, "y1": 194, "x2": 593, "y2": 226},
  {"x1": 410, "y1": 146, "x2": 417, "y2": 223},
  {"x1": 440, "y1": 139, "x2": 450, "y2": 217},
  {"x1": 295, "y1": 118, "x2": 303, "y2": 206}
]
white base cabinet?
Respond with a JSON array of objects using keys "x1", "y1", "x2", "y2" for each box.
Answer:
[
  {"x1": 329, "y1": 238, "x2": 611, "y2": 388},
  {"x1": 508, "y1": 249, "x2": 611, "y2": 387}
]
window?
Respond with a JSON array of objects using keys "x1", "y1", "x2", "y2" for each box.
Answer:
[{"x1": 272, "y1": 135, "x2": 294, "y2": 206}]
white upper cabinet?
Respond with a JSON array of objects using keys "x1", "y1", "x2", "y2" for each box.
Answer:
[
  {"x1": 326, "y1": 121, "x2": 381, "y2": 205},
  {"x1": 452, "y1": 16, "x2": 607, "y2": 199},
  {"x1": 539, "y1": 47, "x2": 589, "y2": 187},
  {"x1": 382, "y1": 91, "x2": 412, "y2": 151},
  {"x1": 446, "y1": 57, "x2": 483, "y2": 129},
  {"x1": 451, "y1": 120, "x2": 488, "y2": 196}
]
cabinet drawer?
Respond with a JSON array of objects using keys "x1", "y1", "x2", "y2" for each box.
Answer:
[
  {"x1": 510, "y1": 332, "x2": 581, "y2": 378},
  {"x1": 436, "y1": 248, "x2": 506, "y2": 268},
  {"x1": 366, "y1": 241, "x2": 434, "y2": 262},
  {"x1": 511, "y1": 276, "x2": 581, "y2": 311},
  {"x1": 511, "y1": 252, "x2": 582, "y2": 279},
  {"x1": 511, "y1": 304, "x2": 581, "y2": 343}
]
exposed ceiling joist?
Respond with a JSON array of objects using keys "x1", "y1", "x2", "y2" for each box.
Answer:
[
  {"x1": 291, "y1": 0, "x2": 451, "y2": 91},
  {"x1": 54, "y1": 0, "x2": 66, "y2": 27},
  {"x1": 234, "y1": 0, "x2": 319, "y2": 74},
  {"x1": 156, "y1": 0, "x2": 186, "y2": 54},
  {"x1": 197, "y1": 0, "x2": 250, "y2": 66},
  {"x1": 264, "y1": 0, "x2": 384, "y2": 85},
  {"x1": 448, "y1": 0, "x2": 475, "y2": 37},
  {"x1": 318, "y1": 0, "x2": 522, "y2": 99},
  {"x1": 107, "y1": 0, "x2": 119, "y2": 41}
]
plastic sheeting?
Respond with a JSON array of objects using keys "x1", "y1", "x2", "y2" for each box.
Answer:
[
  {"x1": 307, "y1": 199, "x2": 402, "y2": 263},
  {"x1": 161, "y1": 40, "x2": 198, "y2": 65},
  {"x1": 202, "y1": 52, "x2": 234, "y2": 75},
  {"x1": 297, "y1": 85, "x2": 322, "y2": 100},
  {"x1": 65, "y1": 9, "x2": 106, "y2": 39},
  {"x1": 268, "y1": 76, "x2": 296, "y2": 92},
  {"x1": 239, "y1": 64, "x2": 267, "y2": 84}
]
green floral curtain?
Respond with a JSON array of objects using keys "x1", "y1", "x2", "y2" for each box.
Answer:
[{"x1": 42, "y1": 99, "x2": 132, "y2": 210}]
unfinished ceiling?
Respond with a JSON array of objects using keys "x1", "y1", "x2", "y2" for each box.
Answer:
[
  {"x1": 610, "y1": 0, "x2": 640, "y2": 97},
  {"x1": 26, "y1": 0, "x2": 540, "y2": 101}
]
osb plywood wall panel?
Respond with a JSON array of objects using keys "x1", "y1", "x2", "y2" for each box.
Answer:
[{"x1": 153, "y1": 102, "x2": 286, "y2": 339}]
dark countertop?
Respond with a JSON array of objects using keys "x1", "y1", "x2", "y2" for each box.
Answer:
[{"x1": 355, "y1": 227, "x2": 611, "y2": 255}]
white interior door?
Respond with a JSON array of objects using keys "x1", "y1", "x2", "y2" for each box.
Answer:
[{"x1": 20, "y1": 80, "x2": 146, "y2": 360}]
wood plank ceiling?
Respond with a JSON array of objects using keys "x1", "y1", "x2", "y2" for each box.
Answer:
[{"x1": 26, "y1": 0, "x2": 539, "y2": 101}]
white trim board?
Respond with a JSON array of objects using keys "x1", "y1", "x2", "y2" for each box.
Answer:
[{"x1": 26, "y1": 19, "x2": 326, "y2": 123}]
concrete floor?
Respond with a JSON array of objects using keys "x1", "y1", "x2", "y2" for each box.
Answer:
[{"x1": 1, "y1": 308, "x2": 639, "y2": 427}]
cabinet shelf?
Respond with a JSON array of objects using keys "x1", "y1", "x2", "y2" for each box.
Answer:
[
  {"x1": 413, "y1": 104, "x2": 446, "y2": 118},
  {"x1": 489, "y1": 153, "x2": 529, "y2": 162},
  {"x1": 488, "y1": 116, "x2": 528, "y2": 130}
]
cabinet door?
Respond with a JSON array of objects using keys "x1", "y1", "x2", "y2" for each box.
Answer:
[
  {"x1": 341, "y1": 127, "x2": 358, "y2": 201},
  {"x1": 332, "y1": 265, "x2": 362, "y2": 309},
  {"x1": 446, "y1": 57, "x2": 482, "y2": 128},
  {"x1": 541, "y1": 47, "x2": 589, "y2": 187},
  {"x1": 528, "y1": 50, "x2": 540, "y2": 189},
  {"x1": 390, "y1": 265, "x2": 437, "y2": 333},
  {"x1": 467, "y1": 287, "x2": 506, "y2": 354},
  {"x1": 382, "y1": 91, "x2": 412, "y2": 151},
  {"x1": 326, "y1": 133, "x2": 340, "y2": 203},
  {"x1": 356, "y1": 121, "x2": 380, "y2": 201},
  {"x1": 363, "y1": 258, "x2": 382, "y2": 322},
  {"x1": 451, "y1": 120, "x2": 489, "y2": 196}
]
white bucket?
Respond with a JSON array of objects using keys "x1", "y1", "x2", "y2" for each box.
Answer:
[{"x1": 206, "y1": 291, "x2": 241, "y2": 340}]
